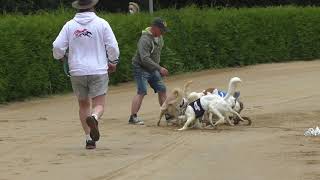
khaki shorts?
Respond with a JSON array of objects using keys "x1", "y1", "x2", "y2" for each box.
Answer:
[{"x1": 70, "y1": 74, "x2": 109, "y2": 100}]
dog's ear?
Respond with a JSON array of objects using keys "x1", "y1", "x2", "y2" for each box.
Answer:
[
  {"x1": 204, "y1": 88, "x2": 215, "y2": 95},
  {"x1": 174, "y1": 91, "x2": 179, "y2": 97},
  {"x1": 202, "y1": 90, "x2": 208, "y2": 95}
]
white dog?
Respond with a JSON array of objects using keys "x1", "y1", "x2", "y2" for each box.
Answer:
[{"x1": 178, "y1": 77, "x2": 245, "y2": 131}]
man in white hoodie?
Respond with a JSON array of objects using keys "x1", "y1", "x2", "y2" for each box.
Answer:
[{"x1": 52, "y1": 0, "x2": 119, "y2": 149}]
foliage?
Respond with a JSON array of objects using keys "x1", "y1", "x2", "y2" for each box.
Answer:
[{"x1": 1, "y1": 7, "x2": 320, "y2": 102}]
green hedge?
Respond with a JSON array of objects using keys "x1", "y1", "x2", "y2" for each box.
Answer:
[{"x1": 1, "y1": 7, "x2": 320, "y2": 102}]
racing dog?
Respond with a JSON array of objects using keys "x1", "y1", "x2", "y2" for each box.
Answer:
[
  {"x1": 157, "y1": 81, "x2": 192, "y2": 126},
  {"x1": 178, "y1": 77, "x2": 245, "y2": 131}
]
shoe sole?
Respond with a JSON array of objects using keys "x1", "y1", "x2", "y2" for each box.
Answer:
[
  {"x1": 86, "y1": 145, "x2": 96, "y2": 149},
  {"x1": 86, "y1": 117, "x2": 100, "y2": 141},
  {"x1": 128, "y1": 121, "x2": 144, "y2": 125}
]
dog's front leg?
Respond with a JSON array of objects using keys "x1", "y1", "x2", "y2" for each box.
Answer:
[
  {"x1": 178, "y1": 116, "x2": 194, "y2": 131},
  {"x1": 202, "y1": 111, "x2": 210, "y2": 126},
  {"x1": 208, "y1": 104, "x2": 221, "y2": 127},
  {"x1": 177, "y1": 106, "x2": 195, "y2": 131},
  {"x1": 177, "y1": 113, "x2": 195, "y2": 131},
  {"x1": 193, "y1": 118, "x2": 203, "y2": 129},
  {"x1": 211, "y1": 108, "x2": 225, "y2": 127},
  {"x1": 225, "y1": 116, "x2": 234, "y2": 126},
  {"x1": 157, "y1": 110, "x2": 165, "y2": 126},
  {"x1": 229, "y1": 107, "x2": 246, "y2": 123},
  {"x1": 178, "y1": 115, "x2": 186, "y2": 125},
  {"x1": 208, "y1": 112, "x2": 215, "y2": 127}
]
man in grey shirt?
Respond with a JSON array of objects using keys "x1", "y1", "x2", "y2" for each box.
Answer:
[{"x1": 129, "y1": 18, "x2": 169, "y2": 125}]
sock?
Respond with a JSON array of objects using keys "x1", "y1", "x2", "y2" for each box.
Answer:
[
  {"x1": 132, "y1": 114, "x2": 137, "y2": 118},
  {"x1": 86, "y1": 134, "x2": 92, "y2": 141},
  {"x1": 92, "y1": 114, "x2": 98, "y2": 121}
]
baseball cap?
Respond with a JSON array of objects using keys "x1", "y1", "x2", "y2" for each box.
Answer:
[{"x1": 151, "y1": 17, "x2": 170, "y2": 33}]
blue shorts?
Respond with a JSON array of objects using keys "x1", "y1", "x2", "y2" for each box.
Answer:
[{"x1": 133, "y1": 64, "x2": 166, "y2": 95}]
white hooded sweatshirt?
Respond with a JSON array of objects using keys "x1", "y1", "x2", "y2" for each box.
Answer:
[{"x1": 52, "y1": 12, "x2": 119, "y2": 76}]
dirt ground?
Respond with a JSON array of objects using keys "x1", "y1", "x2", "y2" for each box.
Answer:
[{"x1": 1, "y1": 61, "x2": 320, "y2": 180}]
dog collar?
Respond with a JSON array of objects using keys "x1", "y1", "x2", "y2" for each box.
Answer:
[{"x1": 180, "y1": 98, "x2": 188, "y2": 108}]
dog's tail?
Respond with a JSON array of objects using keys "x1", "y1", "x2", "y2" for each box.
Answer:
[
  {"x1": 183, "y1": 80, "x2": 193, "y2": 98},
  {"x1": 173, "y1": 88, "x2": 183, "y2": 102},
  {"x1": 224, "y1": 77, "x2": 242, "y2": 101}
]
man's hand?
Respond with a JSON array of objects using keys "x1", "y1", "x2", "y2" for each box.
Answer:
[
  {"x1": 159, "y1": 67, "x2": 169, "y2": 77},
  {"x1": 108, "y1": 63, "x2": 117, "y2": 74},
  {"x1": 59, "y1": 53, "x2": 68, "y2": 63}
]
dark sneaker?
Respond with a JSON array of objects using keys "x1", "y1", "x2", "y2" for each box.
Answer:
[
  {"x1": 128, "y1": 115, "x2": 144, "y2": 125},
  {"x1": 86, "y1": 116, "x2": 100, "y2": 141},
  {"x1": 86, "y1": 140, "x2": 96, "y2": 149}
]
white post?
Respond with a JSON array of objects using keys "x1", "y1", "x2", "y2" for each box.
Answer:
[{"x1": 149, "y1": 0, "x2": 154, "y2": 14}]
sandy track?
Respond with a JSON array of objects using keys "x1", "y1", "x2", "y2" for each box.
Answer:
[{"x1": 0, "y1": 61, "x2": 320, "y2": 180}]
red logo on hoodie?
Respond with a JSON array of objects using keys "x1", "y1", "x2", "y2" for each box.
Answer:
[{"x1": 74, "y1": 29, "x2": 92, "y2": 38}]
